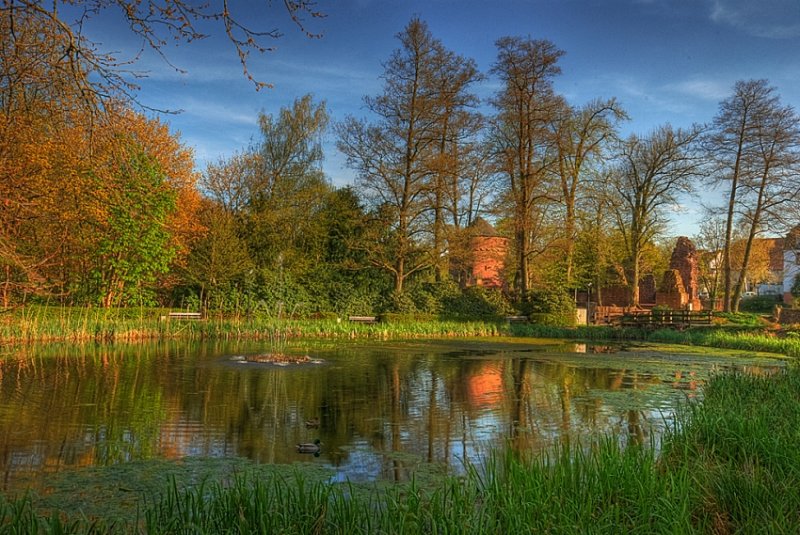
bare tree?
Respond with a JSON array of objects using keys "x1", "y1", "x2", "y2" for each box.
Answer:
[
  {"x1": 1, "y1": 0, "x2": 325, "y2": 112},
  {"x1": 608, "y1": 125, "x2": 703, "y2": 307},
  {"x1": 489, "y1": 36, "x2": 564, "y2": 300},
  {"x1": 704, "y1": 79, "x2": 778, "y2": 311},
  {"x1": 552, "y1": 97, "x2": 626, "y2": 286},
  {"x1": 201, "y1": 152, "x2": 260, "y2": 214},
  {"x1": 425, "y1": 44, "x2": 483, "y2": 281},
  {"x1": 337, "y1": 18, "x2": 476, "y2": 296},
  {"x1": 731, "y1": 97, "x2": 800, "y2": 309},
  {"x1": 693, "y1": 212, "x2": 727, "y2": 308}
]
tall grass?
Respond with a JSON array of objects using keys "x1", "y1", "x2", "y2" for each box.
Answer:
[
  {"x1": 6, "y1": 367, "x2": 800, "y2": 533},
  {"x1": 0, "y1": 306, "x2": 505, "y2": 345},
  {"x1": 2, "y1": 307, "x2": 798, "y2": 360},
  {"x1": 661, "y1": 367, "x2": 800, "y2": 533},
  {"x1": 648, "y1": 326, "x2": 800, "y2": 357}
]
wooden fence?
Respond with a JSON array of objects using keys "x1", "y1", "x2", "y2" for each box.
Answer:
[{"x1": 619, "y1": 310, "x2": 713, "y2": 328}]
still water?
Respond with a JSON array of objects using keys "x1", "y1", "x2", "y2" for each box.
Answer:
[{"x1": 0, "y1": 338, "x2": 783, "y2": 492}]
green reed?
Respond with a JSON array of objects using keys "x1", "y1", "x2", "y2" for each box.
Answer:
[
  {"x1": 0, "y1": 306, "x2": 508, "y2": 345},
  {"x1": 4, "y1": 307, "x2": 799, "y2": 361},
  {"x1": 648, "y1": 326, "x2": 800, "y2": 357},
  {"x1": 660, "y1": 367, "x2": 800, "y2": 533}
]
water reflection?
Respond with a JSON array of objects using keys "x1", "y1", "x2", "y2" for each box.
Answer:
[{"x1": 0, "y1": 339, "x2": 783, "y2": 492}]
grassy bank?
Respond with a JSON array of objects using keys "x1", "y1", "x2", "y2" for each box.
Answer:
[
  {"x1": 2, "y1": 306, "x2": 797, "y2": 359},
  {"x1": 0, "y1": 306, "x2": 506, "y2": 344},
  {"x1": 3, "y1": 366, "x2": 799, "y2": 533}
]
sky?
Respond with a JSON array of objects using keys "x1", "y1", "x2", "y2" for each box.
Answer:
[{"x1": 82, "y1": 0, "x2": 800, "y2": 237}]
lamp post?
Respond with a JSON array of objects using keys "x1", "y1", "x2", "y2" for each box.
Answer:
[{"x1": 587, "y1": 282, "x2": 592, "y2": 325}]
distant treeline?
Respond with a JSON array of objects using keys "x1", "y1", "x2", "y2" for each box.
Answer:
[{"x1": 3, "y1": 12, "x2": 799, "y2": 316}]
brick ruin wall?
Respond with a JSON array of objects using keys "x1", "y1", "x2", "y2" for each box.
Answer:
[
  {"x1": 656, "y1": 269, "x2": 688, "y2": 309},
  {"x1": 595, "y1": 237, "x2": 703, "y2": 310},
  {"x1": 669, "y1": 236, "x2": 702, "y2": 310}
]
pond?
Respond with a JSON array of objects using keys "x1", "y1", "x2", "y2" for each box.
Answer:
[{"x1": 0, "y1": 337, "x2": 784, "y2": 494}]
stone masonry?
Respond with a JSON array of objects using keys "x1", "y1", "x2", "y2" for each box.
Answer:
[
  {"x1": 668, "y1": 236, "x2": 702, "y2": 310},
  {"x1": 656, "y1": 269, "x2": 688, "y2": 309}
]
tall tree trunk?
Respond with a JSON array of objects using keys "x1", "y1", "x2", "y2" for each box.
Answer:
[
  {"x1": 564, "y1": 203, "x2": 576, "y2": 286},
  {"x1": 630, "y1": 253, "x2": 640, "y2": 308},
  {"x1": 732, "y1": 167, "x2": 769, "y2": 312},
  {"x1": 722, "y1": 117, "x2": 747, "y2": 312},
  {"x1": 516, "y1": 225, "x2": 529, "y2": 299},
  {"x1": 722, "y1": 180, "x2": 737, "y2": 312}
]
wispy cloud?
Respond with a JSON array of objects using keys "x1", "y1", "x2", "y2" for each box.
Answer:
[
  {"x1": 709, "y1": 0, "x2": 800, "y2": 38},
  {"x1": 666, "y1": 77, "x2": 730, "y2": 102},
  {"x1": 178, "y1": 98, "x2": 260, "y2": 127}
]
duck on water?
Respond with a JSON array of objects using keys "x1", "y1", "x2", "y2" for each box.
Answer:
[{"x1": 296, "y1": 439, "x2": 322, "y2": 456}]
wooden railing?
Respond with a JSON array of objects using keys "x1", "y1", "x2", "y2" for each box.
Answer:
[{"x1": 620, "y1": 310, "x2": 713, "y2": 328}]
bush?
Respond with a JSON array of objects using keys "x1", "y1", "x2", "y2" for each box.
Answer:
[
  {"x1": 408, "y1": 280, "x2": 461, "y2": 315},
  {"x1": 739, "y1": 294, "x2": 780, "y2": 313},
  {"x1": 792, "y1": 273, "x2": 800, "y2": 298},
  {"x1": 519, "y1": 288, "x2": 576, "y2": 327},
  {"x1": 441, "y1": 286, "x2": 513, "y2": 320}
]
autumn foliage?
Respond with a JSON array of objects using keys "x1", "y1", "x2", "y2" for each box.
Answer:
[{"x1": 0, "y1": 104, "x2": 200, "y2": 306}]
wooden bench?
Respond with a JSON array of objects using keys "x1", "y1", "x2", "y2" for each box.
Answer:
[
  {"x1": 167, "y1": 312, "x2": 202, "y2": 320},
  {"x1": 505, "y1": 315, "x2": 529, "y2": 323},
  {"x1": 348, "y1": 315, "x2": 377, "y2": 324}
]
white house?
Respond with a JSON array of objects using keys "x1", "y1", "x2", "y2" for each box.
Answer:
[{"x1": 784, "y1": 227, "x2": 800, "y2": 304}]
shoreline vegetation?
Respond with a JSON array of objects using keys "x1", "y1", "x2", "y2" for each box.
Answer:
[
  {"x1": 1, "y1": 306, "x2": 798, "y2": 359},
  {"x1": 2, "y1": 363, "x2": 799, "y2": 533}
]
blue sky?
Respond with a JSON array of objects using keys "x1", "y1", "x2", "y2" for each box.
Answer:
[{"x1": 85, "y1": 0, "x2": 800, "y2": 236}]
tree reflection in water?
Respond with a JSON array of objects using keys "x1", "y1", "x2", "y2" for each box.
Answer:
[{"x1": 0, "y1": 339, "x2": 783, "y2": 492}]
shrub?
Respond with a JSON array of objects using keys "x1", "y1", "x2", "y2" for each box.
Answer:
[
  {"x1": 441, "y1": 286, "x2": 513, "y2": 320},
  {"x1": 792, "y1": 273, "x2": 800, "y2": 298},
  {"x1": 519, "y1": 288, "x2": 576, "y2": 327},
  {"x1": 408, "y1": 280, "x2": 461, "y2": 315},
  {"x1": 739, "y1": 294, "x2": 780, "y2": 313}
]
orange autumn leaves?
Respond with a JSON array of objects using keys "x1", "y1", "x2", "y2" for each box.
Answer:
[{"x1": 0, "y1": 106, "x2": 202, "y2": 306}]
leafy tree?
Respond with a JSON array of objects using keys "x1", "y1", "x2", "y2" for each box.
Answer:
[
  {"x1": 217, "y1": 95, "x2": 330, "y2": 271},
  {"x1": 83, "y1": 108, "x2": 199, "y2": 306},
  {"x1": 182, "y1": 199, "x2": 254, "y2": 309},
  {"x1": 89, "y1": 151, "x2": 177, "y2": 306},
  {"x1": 244, "y1": 94, "x2": 331, "y2": 274},
  {"x1": 302, "y1": 187, "x2": 391, "y2": 315},
  {"x1": 189, "y1": 95, "x2": 331, "y2": 310},
  {"x1": 571, "y1": 185, "x2": 627, "y2": 302}
]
